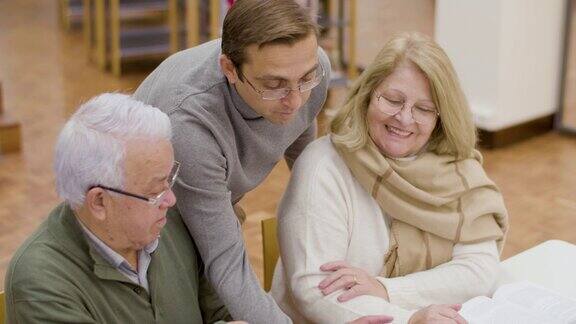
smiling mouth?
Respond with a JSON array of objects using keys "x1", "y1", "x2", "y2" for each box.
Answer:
[{"x1": 386, "y1": 125, "x2": 412, "y2": 137}]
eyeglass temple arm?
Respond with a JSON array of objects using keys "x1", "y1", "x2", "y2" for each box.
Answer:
[{"x1": 90, "y1": 185, "x2": 151, "y2": 202}]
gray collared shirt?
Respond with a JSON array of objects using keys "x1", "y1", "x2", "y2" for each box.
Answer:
[{"x1": 79, "y1": 221, "x2": 158, "y2": 292}]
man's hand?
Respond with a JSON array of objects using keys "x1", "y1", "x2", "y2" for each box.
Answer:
[
  {"x1": 349, "y1": 315, "x2": 394, "y2": 324},
  {"x1": 408, "y1": 304, "x2": 467, "y2": 324},
  {"x1": 319, "y1": 261, "x2": 389, "y2": 302}
]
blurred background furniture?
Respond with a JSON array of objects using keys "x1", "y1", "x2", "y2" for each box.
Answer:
[
  {"x1": 558, "y1": 0, "x2": 576, "y2": 134},
  {"x1": 436, "y1": 1, "x2": 566, "y2": 148},
  {"x1": 0, "y1": 83, "x2": 22, "y2": 154},
  {"x1": 70, "y1": 0, "x2": 360, "y2": 83},
  {"x1": 81, "y1": 0, "x2": 179, "y2": 75},
  {"x1": 59, "y1": 0, "x2": 84, "y2": 30},
  {"x1": 315, "y1": 0, "x2": 358, "y2": 87},
  {"x1": 184, "y1": 0, "x2": 224, "y2": 48}
]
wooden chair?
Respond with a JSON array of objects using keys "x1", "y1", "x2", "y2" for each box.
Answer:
[
  {"x1": 261, "y1": 217, "x2": 279, "y2": 292},
  {"x1": 1, "y1": 290, "x2": 6, "y2": 324},
  {"x1": 86, "y1": 0, "x2": 179, "y2": 75},
  {"x1": 323, "y1": 0, "x2": 358, "y2": 83},
  {"x1": 109, "y1": 0, "x2": 179, "y2": 76},
  {"x1": 185, "y1": 0, "x2": 223, "y2": 48}
]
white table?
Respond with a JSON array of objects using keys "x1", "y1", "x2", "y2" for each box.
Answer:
[{"x1": 500, "y1": 240, "x2": 576, "y2": 300}]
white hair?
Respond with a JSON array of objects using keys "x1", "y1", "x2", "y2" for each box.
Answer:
[{"x1": 54, "y1": 93, "x2": 172, "y2": 208}]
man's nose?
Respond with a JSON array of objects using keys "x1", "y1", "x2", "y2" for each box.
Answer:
[{"x1": 281, "y1": 89, "x2": 303, "y2": 111}]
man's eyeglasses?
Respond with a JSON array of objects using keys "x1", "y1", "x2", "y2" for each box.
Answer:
[
  {"x1": 373, "y1": 92, "x2": 439, "y2": 125},
  {"x1": 91, "y1": 161, "x2": 180, "y2": 206},
  {"x1": 240, "y1": 64, "x2": 325, "y2": 101}
]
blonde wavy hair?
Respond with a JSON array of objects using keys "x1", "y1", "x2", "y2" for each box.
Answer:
[{"x1": 330, "y1": 32, "x2": 476, "y2": 159}]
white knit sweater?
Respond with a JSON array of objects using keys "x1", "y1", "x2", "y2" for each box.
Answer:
[{"x1": 270, "y1": 136, "x2": 501, "y2": 324}]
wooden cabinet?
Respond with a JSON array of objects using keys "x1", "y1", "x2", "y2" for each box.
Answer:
[
  {"x1": 83, "y1": 0, "x2": 179, "y2": 75},
  {"x1": 0, "y1": 83, "x2": 22, "y2": 154},
  {"x1": 559, "y1": 0, "x2": 576, "y2": 133}
]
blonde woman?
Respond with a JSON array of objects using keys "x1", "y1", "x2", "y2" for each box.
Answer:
[{"x1": 271, "y1": 33, "x2": 508, "y2": 324}]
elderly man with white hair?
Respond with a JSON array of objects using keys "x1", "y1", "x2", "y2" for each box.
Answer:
[{"x1": 4, "y1": 93, "x2": 234, "y2": 323}]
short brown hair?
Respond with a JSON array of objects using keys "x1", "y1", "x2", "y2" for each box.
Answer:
[
  {"x1": 331, "y1": 33, "x2": 477, "y2": 159},
  {"x1": 222, "y1": 0, "x2": 318, "y2": 68}
]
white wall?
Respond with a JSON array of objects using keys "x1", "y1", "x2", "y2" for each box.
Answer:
[{"x1": 436, "y1": 0, "x2": 567, "y2": 131}]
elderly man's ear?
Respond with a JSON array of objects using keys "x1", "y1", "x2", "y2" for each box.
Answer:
[{"x1": 84, "y1": 187, "x2": 108, "y2": 221}]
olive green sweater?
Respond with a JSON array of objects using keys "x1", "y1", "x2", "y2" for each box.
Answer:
[{"x1": 5, "y1": 203, "x2": 231, "y2": 324}]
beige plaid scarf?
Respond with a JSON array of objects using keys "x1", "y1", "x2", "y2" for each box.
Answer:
[{"x1": 332, "y1": 136, "x2": 508, "y2": 277}]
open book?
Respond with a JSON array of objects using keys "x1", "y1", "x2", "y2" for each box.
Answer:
[{"x1": 460, "y1": 281, "x2": 576, "y2": 324}]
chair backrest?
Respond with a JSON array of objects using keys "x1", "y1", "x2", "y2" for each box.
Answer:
[
  {"x1": 261, "y1": 217, "x2": 279, "y2": 292},
  {"x1": 1, "y1": 290, "x2": 6, "y2": 324}
]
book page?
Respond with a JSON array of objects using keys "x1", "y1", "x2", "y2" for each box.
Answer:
[
  {"x1": 493, "y1": 282, "x2": 576, "y2": 323},
  {"x1": 460, "y1": 295, "x2": 557, "y2": 324}
]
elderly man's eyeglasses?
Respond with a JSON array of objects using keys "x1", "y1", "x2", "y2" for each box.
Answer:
[
  {"x1": 240, "y1": 64, "x2": 325, "y2": 101},
  {"x1": 374, "y1": 93, "x2": 439, "y2": 125},
  {"x1": 91, "y1": 161, "x2": 180, "y2": 206}
]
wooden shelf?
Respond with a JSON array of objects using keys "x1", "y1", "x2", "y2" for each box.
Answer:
[
  {"x1": 119, "y1": 0, "x2": 168, "y2": 20},
  {"x1": 106, "y1": 0, "x2": 178, "y2": 75},
  {"x1": 59, "y1": 0, "x2": 84, "y2": 30},
  {"x1": 0, "y1": 114, "x2": 21, "y2": 154},
  {"x1": 119, "y1": 26, "x2": 171, "y2": 59},
  {"x1": 319, "y1": 0, "x2": 358, "y2": 88},
  {"x1": 0, "y1": 84, "x2": 21, "y2": 154}
]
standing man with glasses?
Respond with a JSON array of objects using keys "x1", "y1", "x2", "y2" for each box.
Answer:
[
  {"x1": 4, "y1": 93, "x2": 241, "y2": 323},
  {"x1": 133, "y1": 0, "x2": 331, "y2": 323}
]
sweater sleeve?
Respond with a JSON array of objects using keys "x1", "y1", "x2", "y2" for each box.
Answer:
[
  {"x1": 277, "y1": 146, "x2": 416, "y2": 324},
  {"x1": 198, "y1": 264, "x2": 233, "y2": 323},
  {"x1": 377, "y1": 240, "x2": 500, "y2": 310},
  {"x1": 171, "y1": 117, "x2": 290, "y2": 324}
]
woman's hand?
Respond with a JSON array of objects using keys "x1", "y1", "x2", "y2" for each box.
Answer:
[
  {"x1": 408, "y1": 304, "x2": 467, "y2": 324},
  {"x1": 319, "y1": 261, "x2": 389, "y2": 302}
]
